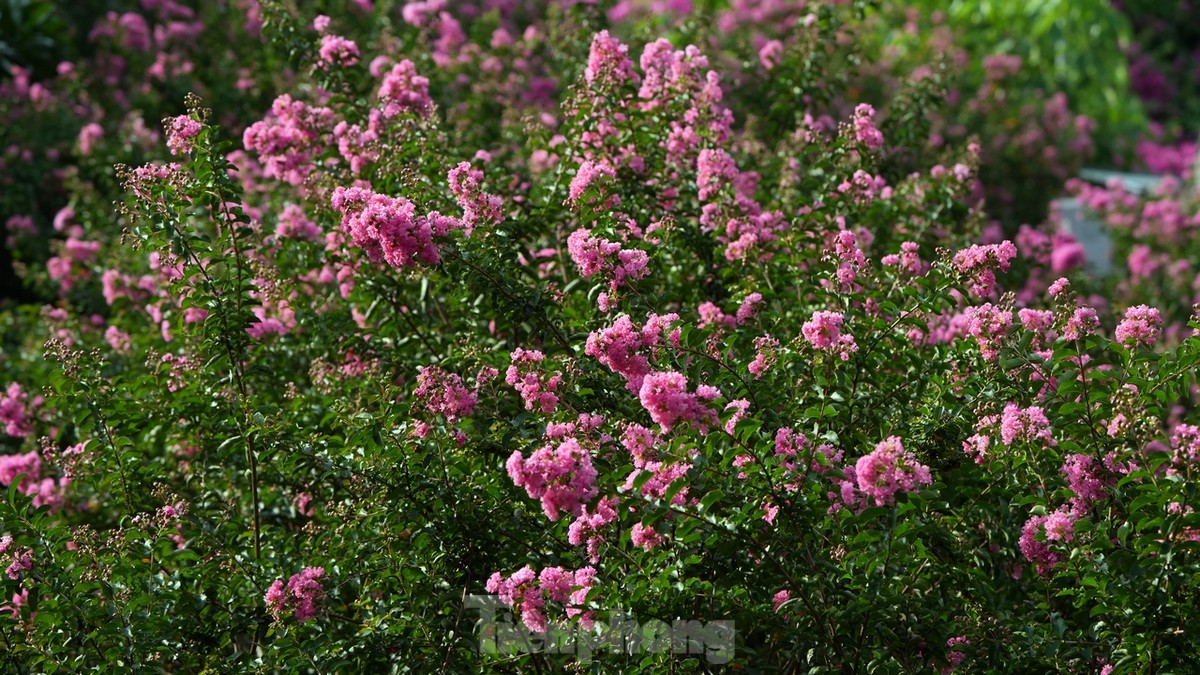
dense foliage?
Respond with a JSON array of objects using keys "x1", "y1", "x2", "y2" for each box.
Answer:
[{"x1": 2, "y1": 0, "x2": 1199, "y2": 673}]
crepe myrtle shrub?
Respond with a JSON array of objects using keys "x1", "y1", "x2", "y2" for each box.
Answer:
[{"x1": 2, "y1": 3, "x2": 1200, "y2": 674}]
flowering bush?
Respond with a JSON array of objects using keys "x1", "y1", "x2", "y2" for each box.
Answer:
[{"x1": 2, "y1": 1, "x2": 1200, "y2": 673}]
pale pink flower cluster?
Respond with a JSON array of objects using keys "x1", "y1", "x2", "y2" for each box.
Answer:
[
  {"x1": 317, "y1": 34, "x2": 360, "y2": 68},
  {"x1": 377, "y1": 59, "x2": 432, "y2": 118},
  {"x1": 413, "y1": 366, "x2": 478, "y2": 424},
  {"x1": 507, "y1": 438, "x2": 598, "y2": 521},
  {"x1": 0, "y1": 536, "x2": 32, "y2": 581},
  {"x1": 332, "y1": 116, "x2": 380, "y2": 174},
  {"x1": 264, "y1": 566, "x2": 326, "y2": 622},
  {"x1": 851, "y1": 103, "x2": 884, "y2": 150},
  {"x1": 638, "y1": 370, "x2": 721, "y2": 433},
  {"x1": 961, "y1": 303, "x2": 1012, "y2": 361},
  {"x1": 1, "y1": 383, "x2": 32, "y2": 437},
  {"x1": 723, "y1": 399, "x2": 750, "y2": 435},
  {"x1": 447, "y1": 162, "x2": 503, "y2": 234},
  {"x1": 585, "y1": 313, "x2": 680, "y2": 393},
  {"x1": 801, "y1": 311, "x2": 857, "y2": 360},
  {"x1": 331, "y1": 185, "x2": 460, "y2": 269},
  {"x1": 951, "y1": 241, "x2": 1017, "y2": 297},
  {"x1": 486, "y1": 565, "x2": 597, "y2": 633},
  {"x1": 1113, "y1": 304, "x2": 1163, "y2": 348},
  {"x1": 242, "y1": 95, "x2": 336, "y2": 185},
  {"x1": 505, "y1": 348, "x2": 561, "y2": 413},
  {"x1": 163, "y1": 114, "x2": 201, "y2": 155},
  {"x1": 999, "y1": 403, "x2": 1055, "y2": 446}
]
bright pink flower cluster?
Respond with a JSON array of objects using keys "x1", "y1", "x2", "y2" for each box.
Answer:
[
  {"x1": 506, "y1": 438, "x2": 598, "y2": 520},
  {"x1": 999, "y1": 403, "x2": 1055, "y2": 446},
  {"x1": 505, "y1": 348, "x2": 561, "y2": 413},
  {"x1": 585, "y1": 313, "x2": 679, "y2": 393},
  {"x1": 486, "y1": 565, "x2": 597, "y2": 633},
  {"x1": 331, "y1": 185, "x2": 459, "y2": 269},
  {"x1": 1019, "y1": 510, "x2": 1075, "y2": 575},
  {"x1": 951, "y1": 241, "x2": 1017, "y2": 297},
  {"x1": 1060, "y1": 306, "x2": 1100, "y2": 341},
  {"x1": 801, "y1": 311, "x2": 857, "y2": 359},
  {"x1": 264, "y1": 566, "x2": 326, "y2": 622},
  {"x1": 852, "y1": 436, "x2": 933, "y2": 507},
  {"x1": 566, "y1": 228, "x2": 649, "y2": 304},
  {"x1": 163, "y1": 114, "x2": 201, "y2": 155},
  {"x1": 242, "y1": 95, "x2": 335, "y2": 185},
  {"x1": 638, "y1": 370, "x2": 721, "y2": 433},
  {"x1": 630, "y1": 522, "x2": 664, "y2": 550},
  {"x1": 568, "y1": 495, "x2": 618, "y2": 562},
  {"x1": 318, "y1": 34, "x2": 360, "y2": 68},
  {"x1": 1170, "y1": 424, "x2": 1200, "y2": 469},
  {"x1": 412, "y1": 366, "x2": 478, "y2": 424},
  {"x1": 1061, "y1": 454, "x2": 1109, "y2": 512},
  {"x1": 568, "y1": 160, "x2": 618, "y2": 207},
  {"x1": 585, "y1": 30, "x2": 637, "y2": 87},
  {"x1": 1, "y1": 383, "x2": 32, "y2": 437},
  {"x1": 880, "y1": 241, "x2": 925, "y2": 276},
  {"x1": 1114, "y1": 304, "x2": 1163, "y2": 348},
  {"x1": 378, "y1": 59, "x2": 432, "y2": 118}
]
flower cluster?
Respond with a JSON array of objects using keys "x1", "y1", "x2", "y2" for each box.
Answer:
[
  {"x1": 264, "y1": 567, "x2": 326, "y2": 622},
  {"x1": 331, "y1": 185, "x2": 460, "y2": 269},
  {"x1": 505, "y1": 348, "x2": 561, "y2": 414},
  {"x1": 506, "y1": 438, "x2": 599, "y2": 521},
  {"x1": 802, "y1": 311, "x2": 858, "y2": 359},
  {"x1": 486, "y1": 565, "x2": 597, "y2": 633}
]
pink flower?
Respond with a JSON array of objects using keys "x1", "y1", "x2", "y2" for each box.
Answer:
[
  {"x1": 413, "y1": 366, "x2": 478, "y2": 424},
  {"x1": 999, "y1": 403, "x2": 1055, "y2": 446},
  {"x1": 638, "y1": 371, "x2": 719, "y2": 433},
  {"x1": 265, "y1": 566, "x2": 326, "y2": 621},
  {"x1": 447, "y1": 162, "x2": 503, "y2": 233},
  {"x1": 1060, "y1": 306, "x2": 1100, "y2": 341},
  {"x1": 852, "y1": 436, "x2": 933, "y2": 507},
  {"x1": 505, "y1": 348, "x2": 561, "y2": 414},
  {"x1": 851, "y1": 103, "x2": 884, "y2": 150},
  {"x1": 318, "y1": 35, "x2": 361, "y2": 68},
  {"x1": 378, "y1": 59, "x2": 432, "y2": 118},
  {"x1": 630, "y1": 522, "x2": 664, "y2": 550},
  {"x1": 331, "y1": 185, "x2": 456, "y2": 269},
  {"x1": 507, "y1": 438, "x2": 597, "y2": 521},
  {"x1": 951, "y1": 241, "x2": 1017, "y2": 297},
  {"x1": 568, "y1": 160, "x2": 617, "y2": 207},
  {"x1": 0, "y1": 383, "x2": 33, "y2": 437},
  {"x1": 164, "y1": 115, "x2": 201, "y2": 156},
  {"x1": 1114, "y1": 304, "x2": 1163, "y2": 348},
  {"x1": 802, "y1": 311, "x2": 857, "y2": 359}
]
